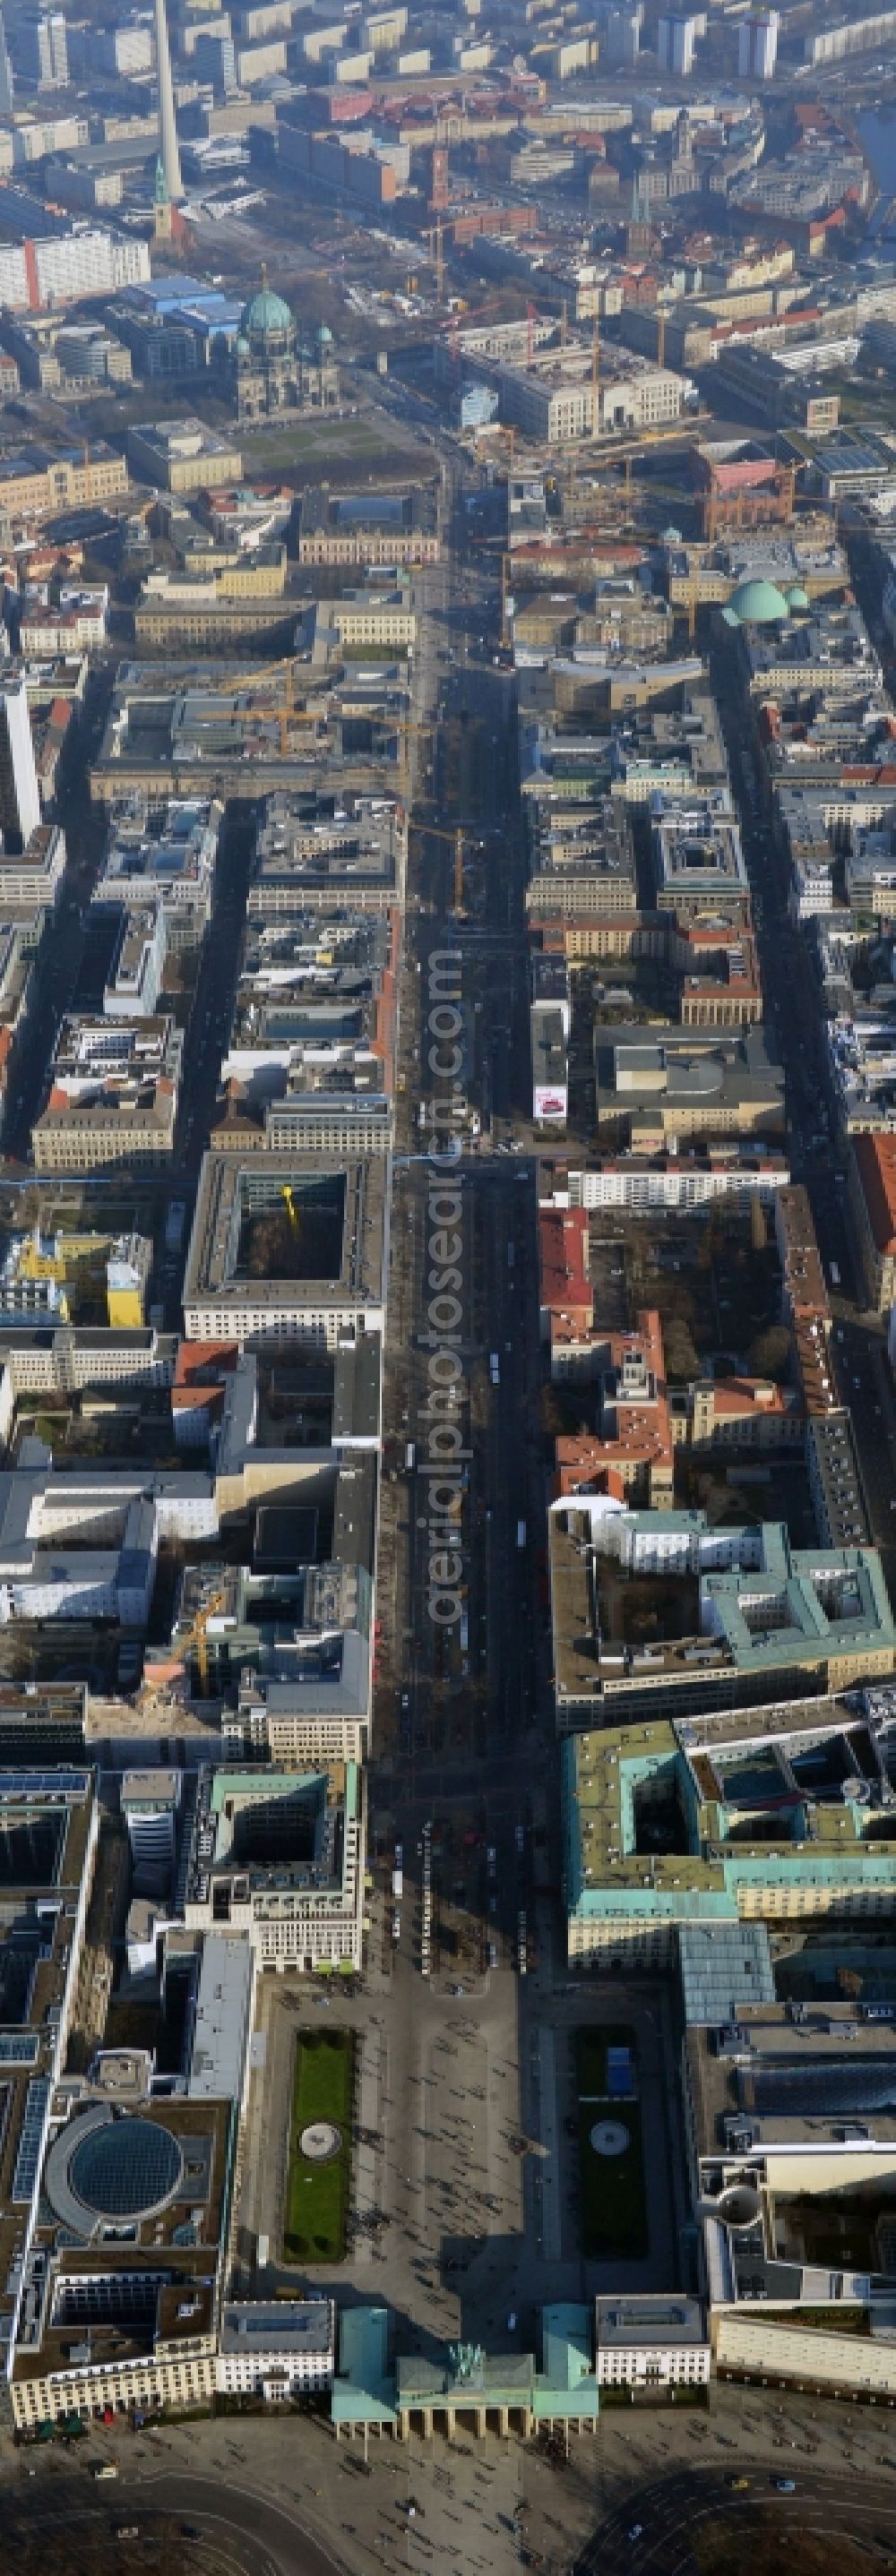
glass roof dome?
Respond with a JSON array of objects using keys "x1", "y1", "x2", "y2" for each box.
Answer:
[{"x1": 68, "y1": 2117, "x2": 183, "y2": 2220}]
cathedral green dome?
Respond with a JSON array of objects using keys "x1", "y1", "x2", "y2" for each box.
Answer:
[
  {"x1": 722, "y1": 577, "x2": 790, "y2": 627},
  {"x1": 241, "y1": 285, "x2": 294, "y2": 339}
]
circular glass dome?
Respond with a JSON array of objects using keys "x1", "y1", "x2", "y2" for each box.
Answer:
[{"x1": 68, "y1": 2117, "x2": 183, "y2": 2221}]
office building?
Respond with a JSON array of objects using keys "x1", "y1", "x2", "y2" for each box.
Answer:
[
  {"x1": 217, "y1": 2302, "x2": 335, "y2": 2401},
  {"x1": 849, "y1": 1133, "x2": 896, "y2": 1313},
  {"x1": 594, "y1": 1023, "x2": 784, "y2": 1152},
  {"x1": 0, "y1": 6, "x2": 13, "y2": 111},
  {"x1": 594, "y1": 2300, "x2": 710, "y2": 2391},
  {"x1": 183, "y1": 1148, "x2": 387, "y2": 1348},
  {"x1": 551, "y1": 1502, "x2": 896, "y2": 1731},
  {"x1": 182, "y1": 1764, "x2": 366, "y2": 1971},
  {"x1": 0, "y1": 683, "x2": 40, "y2": 852},
  {"x1": 657, "y1": 12, "x2": 700, "y2": 74},
  {"x1": 11, "y1": 2082, "x2": 234, "y2": 2430},
  {"x1": 126, "y1": 419, "x2": 243, "y2": 495},
  {"x1": 0, "y1": 1769, "x2": 99, "y2": 2388},
  {"x1": 96, "y1": 797, "x2": 221, "y2": 953},
  {"x1": 563, "y1": 1687, "x2": 896, "y2": 1963},
  {"x1": 17, "y1": 8, "x2": 67, "y2": 86},
  {"x1": 33, "y1": 1015, "x2": 184, "y2": 1172},
  {"x1": 0, "y1": 231, "x2": 148, "y2": 313}
]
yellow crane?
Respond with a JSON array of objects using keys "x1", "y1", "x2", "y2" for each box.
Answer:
[
  {"x1": 237, "y1": 656, "x2": 325, "y2": 759},
  {"x1": 281, "y1": 1183, "x2": 299, "y2": 1231},
  {"x1": 182, "y1": 1590, "x2": 228, "y2": 1697}
]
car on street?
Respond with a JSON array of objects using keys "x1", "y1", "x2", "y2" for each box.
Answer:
[{"x1": 772, "y1": 2477, "x2": 796, "y2": 2493}]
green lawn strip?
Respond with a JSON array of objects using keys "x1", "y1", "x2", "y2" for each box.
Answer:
[
  {"x1": 284, "y1": 2031, "x2": 354, "y2": 2263},
  {"x1": 577, "y1": 2097, "x2": 648, "y2": 2259},
  {"x1": 573, "y1": 2022, "x2": 637, "y2": 2100},
  {"x1": 573, "y1": 2025, "x2": 646, "y2": 2257}
]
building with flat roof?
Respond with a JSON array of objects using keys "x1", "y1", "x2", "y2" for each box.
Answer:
[
  {"x1": 0, "y1": 1460, "x2": 217, "y2": 1627},
  {"x1": 299, "y1": 485, "x2": 438, "y2": 567},
  {"x1": 186, "y1": 1933, "x2": 254, "y2": 2105},
  {"x1": 0, "y1": 681, "x2": 40, "y2": 853},
  {"x1": 11, "y1": 2083, "x2": 234, "y2": 2430},
  {"x1": 165, "y1": 1549, "x2": 375, "y2": 1769},
  {"x1": 91, "y1": 670, "x2": 407, "y2": 807},
  {"x1": 609, "y1": 689, "x2": 729, "y2": 806},
  {"x1": 482, "y1": 346, "x2": 689, "y2": 444},
  {"x1": 0, "y1": 1766, "x2": 98, "y2": 2391},
  {"x1": 550, "y1": 1501, "x2": 896, "y2": 1732},
  {"x1": 0, "y1": 442, "x2": 127, "y2": 521},
  {"x1": 182, "y1": 1764, "x2": 366, "y2": 1971},
  {"x1": 563, "y1": 1687, "x2": 896, "y2": 1964},
  {"x1": 251, "y1": 792, "x2": 405, "y2": 919},
  {"x1": 0, "y1": 821, "x2": 65, "y2": 916},
  {"x1": 594, "y1": 2297, "x2": 710, "y2": 2390},
  {"x1": 33, "y1": 1015, "x2": 183, "y2": 1171},
  {"x1": 126, "y1": 417, "x2": 243, "y2": 494},
  {"x1": 650, "y1": 791, "x2": 749, "y2": 924},
  {"x1": 849, "y1": 1132, "x2": 896, "y2": 1313},
  {"x1": 182, "y1": 1148, "x2": 387, "y2": 1348},
  {"x1": 594, "y1": 1022, "x2": 785, "y2": 1151},
  {"x1": 95, "y1": 795, "x2": 221, "y2": 952},
  {"x1": 220, "y1": 907, "x2": 398, "y2": 1124},
  {"x1": 218, "y1": 2299, "x2": 335, "y2": 2400},
  {"x1": 102, "y1": 902, "x2": 167, "y2": 1019},
  {"x1": 562, "y1": 1148, "x2": 791, "y2": 1213}
]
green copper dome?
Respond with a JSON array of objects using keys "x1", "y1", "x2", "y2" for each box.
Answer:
[
  {"x1": 723, "y1": 577, "x2": 790, "y2": 626},
  {"x1": 241, "y1": 284, "x2": 294, "y2": 339}
]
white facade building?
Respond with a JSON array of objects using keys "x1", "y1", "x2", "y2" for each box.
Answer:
[
  {"x1": 595, "y1": 2298, "x2": 711, "y2": 2390},
  {"x1": 0, "y1": 681, "x2": 40, "y2": 848},
  {"x1": 217, "y1": 2301, "x2": 335, "y2": 2400},
  {"x1": 658, "y1": 10, "x2": 700, "y2": 73}
]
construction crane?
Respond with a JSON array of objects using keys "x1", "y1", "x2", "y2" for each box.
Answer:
[
  {"x1": 386, "y1": 716, "x2": 435, "y2": 798},
  {"x1": 181, "y1": 1590, "x2": 228, "y2": 1698},
  {"x1": 237, "y1": 656, "x2": 324, "y2": 759}
]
